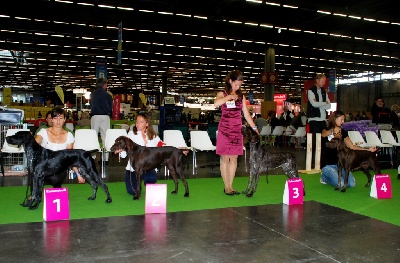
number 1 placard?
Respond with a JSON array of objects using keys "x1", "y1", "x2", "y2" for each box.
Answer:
[
  {"x1": 370, "y1": 174, "x2": 392, "y2": 199},
  {"x1": 145, "y1": 184, "x2": 167, "y2": 214},
  {"x1": 283, "y1": 178, "x2": 304, "y2": 205},
  {"x1": 43, "y1": 188, "x2": 70, "y2": 221}
]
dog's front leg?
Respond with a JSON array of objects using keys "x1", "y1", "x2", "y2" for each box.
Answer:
[
  {"x1": 335, "y1": 162, "x2": 342, "y2": 191},
  {"x1": 341, "y1": 169, "x2": 349, "y2": 192},
  {"x1": 247, "y1": 172, "x2": 262, "y2": 197},
  {"x1": 29, "y1": 177, "x2": 44, "y2": 210},
  {"x1": 243, "y1": 168, "x2": 255, "y2": 195},
  {"x1": 133, "y1": 171, "x2": 142, "y2": 200}
]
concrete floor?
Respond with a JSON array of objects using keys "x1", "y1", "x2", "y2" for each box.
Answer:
[{"x1": 1, "y1": 145, "x2": 400, "y2": 262}]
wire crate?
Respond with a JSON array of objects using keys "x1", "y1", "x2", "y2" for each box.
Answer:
[{"x1": 0, "y1": 124, "x2": 28, "y2": 176}]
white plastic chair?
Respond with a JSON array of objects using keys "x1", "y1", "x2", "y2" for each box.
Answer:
[
  {"x1": 365, "y1": 130, "x2": 394, "y2": 167},
  {"x1": 65, "y1": 123, "x2": 74, "y2": 132},
  {"x1": 289, "y1": 127, "x2": 306, "y2": 148},
  {"x1": 74, "y1": 129, "x2": 101, "y2": 151},
  {"x1": 163, "y1": 130, "x2": 193, "y2": 175},
  {"x1": 259, "y1": 125, "x2": 271, "y2": 144},
  {"x1": 190, "y1": 130, "x2": 216, "y2": 175},
  {"x1": 348, "y1": 131, "x2": 374, "y2": 148},
  {"x1": 380, "y1": 130, "x2": 400, "y2": 146},
  {"x1": 1, "y1": 129, "x2": 30, "y2": 176},
  {"x1": 396, "y1": 131, "x2": 400, "y2": 143},
  {"x1": 101, "y1": 129, "x2": 128, "y2": 178},
  {"x1": 365, "y1": 131, "x2": 392, "y2": 148},
  {"x1": 270, "y1": 126, "x2": 283, "y2": 146}
]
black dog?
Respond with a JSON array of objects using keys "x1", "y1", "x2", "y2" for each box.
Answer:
[
  {"x1": 242, "y1": 126, "x2": 303, "y2": 197},
  {"x1": 6, "y1": 131, "x2": 112, "y2": 209},
  {"x1": 325, "y1": 137, "x2": 381, "y2": 192},
  {"x1": 110, "y1": 136, "x2": 189, "y2": 200}
]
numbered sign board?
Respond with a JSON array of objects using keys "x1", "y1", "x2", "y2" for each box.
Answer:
[
  {"x1": 370, "y1": 174, "x2": 392, "y2": 199},
  {"x1": 145, "y1": 184, "x2": 167, "y2": 214},
  {"x1": 283, "y1": 178, "x2": 304, "y2": 205},
  {"x1": 43, "y1": 188, "x2": 70, "y2": 221}
]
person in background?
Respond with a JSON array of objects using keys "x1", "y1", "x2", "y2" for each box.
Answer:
[
  {"x1": 214, "y1": 70, "x2": 258, "y2": 196},
  {"x1": 307, "y1": 73, "x2": 331, "y2": 168},
  {"x1": 390, "y1": 104, "x2": 400, "y2": 129},
  {"x1": 320, "y1": 111, "x2": 377, "y2": 187},
  {"x1": 35, "y1": 107, "x2": 85, "y2": 184},
  {"x1": 280, "y1": 106, "x2": 294, "y2": 127},
  {"x1": 35, "y1": 110, "x2": 72, "y2": 135},
  {"x1": 77, "y1": 111, "x2": 91, "y2": 127},
  {"x1": 120, "y1": 113, "x2": 160, "y2": 195},
  {"x1": 371, "y1": 97, "x2": 391, "y2": 124},
  {"x1": 254, "y1": 113, "x2": 267, "y2": 132},
  {"x1": 90, "y1": 77, "x2": 112, "y2": 164}
]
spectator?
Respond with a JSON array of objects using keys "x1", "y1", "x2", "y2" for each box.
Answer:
[
  {"x1": 371, "y1": 97, "x2": 391, "y2": 124},
  {"x1": 90, "y1": 78, "x2": 113, "y2": 164},
  {"x1": 307, "y1": 73, "x2": 331, "y2": 168},
  {"x1": 35, "y1": 107, "x2": 84, "y2": 184},
  {"x1": 77, "y1": 111, "x2": 91, "y2": 127},
  {"x1": 254, "y1": 114, "x2": 267, "y2": 132},
  {"x1": 280, "y1": 106, "x2": 294, "y2": 127}
]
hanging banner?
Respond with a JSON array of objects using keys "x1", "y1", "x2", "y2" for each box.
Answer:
[
  {"x1": 329, "y1": 70, "x2": 336, "y2": 93},
  {"x1": 117, "y1": 21, "x2": 122, "y2": 65},
  {"x1": 55, "y1": 85, "x2": 64, "y2": 104},
  {"x1": 248, "y1": 90, "x2": 254, "y2": 104},
  {"x1": 112, "y1": 94, "x2": 121, "y2": 120},
  {"x1": 96, "y1": 59, "x2": 107, "y2": 79}
]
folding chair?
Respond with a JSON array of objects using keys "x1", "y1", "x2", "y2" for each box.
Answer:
[
  {"x1": 163, "y1": 130, "x2": 193, "y2": 176},
  {"x1": 259, "y1": 125, "x2": 271, "y2": 145},
  {"x1": 190, "y1": 130, "x2": 216, "y2": 175},
  {"x1": 101, "y1": 129, "x2": 128, "y2": 178},
  {"x1": 365, "y1": 131, "x2": 394, "y2": 167},
  {"x1": 289, "y1": 127, "x2": 306, "y2": 148},
  {"x1": 348, "y1": 130, "x2": 374, "y2": 148}
]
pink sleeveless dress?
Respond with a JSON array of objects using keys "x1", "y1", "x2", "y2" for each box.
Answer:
[{"x1": 216, "y1": 92, "x2": 244, "y2": 155}]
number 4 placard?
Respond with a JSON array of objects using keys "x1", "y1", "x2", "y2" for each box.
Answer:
[
  {"x1": 43, "y1": 188, "x2": 70, "y2": 221},
  {"x1": 370, "y1": 174, "x2": 392, "y2": 199},
  {"x1": 283, "y1": 178, "x2": 304, "y2": 205}
]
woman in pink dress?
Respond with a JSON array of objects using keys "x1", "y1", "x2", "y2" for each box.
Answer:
[{"x1": 214, "y1": 70, "x2": 258, "y2": 195}]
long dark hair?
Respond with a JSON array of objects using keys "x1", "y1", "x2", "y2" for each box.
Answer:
[
  {"x1": 224, "y1": 70, "x2": 243, "y2": 98},
  {"x1": 50, "y1": 107, "x2": 66, "y2": 118},
  {"x1": 326, "y1": 110, "x2": 345, "y2": 130},
  {"x1": 132, "y1": 112, "x2": 157, "y2": 139}
]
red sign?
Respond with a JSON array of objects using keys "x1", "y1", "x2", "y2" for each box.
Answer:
[
  {"x1": 274, "y1": 94, "x2": 287, "y2": 101},
  {"x1": 260, "y1": 72, "x2": 268, "y2": 84},
  {"x1": 267, "y1": 72, "x2": 278, "y2": 84},
  {"x1": 112, "y1": 94, "x2": 121, "y2": 120},
  {"x1": 261, "y1": 72, "x2": 278, "y2": 84}
]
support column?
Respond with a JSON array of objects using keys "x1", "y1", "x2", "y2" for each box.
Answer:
[
  {"x1": 162, "y1": 73, "x2": 167, "y2": 103},
  {"x1": 264, "y1": 47, "x2": 275, "y2": 102}
]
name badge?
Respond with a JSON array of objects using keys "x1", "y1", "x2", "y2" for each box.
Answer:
[{"x1": 226, "y1": 100, "x2": 236, "y2": 108}]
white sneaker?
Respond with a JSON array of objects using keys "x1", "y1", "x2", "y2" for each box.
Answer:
[{"x1": 320, "y1": 177, "x2": 327, "y2": 184}]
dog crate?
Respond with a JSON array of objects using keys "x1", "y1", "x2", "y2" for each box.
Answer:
[{"x1": 0, "y1": 124, "x2": 28, "y2": 176}]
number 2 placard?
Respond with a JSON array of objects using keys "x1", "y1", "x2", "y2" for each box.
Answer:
[
  {"x1": 283, "y1": 178, "x2": 304, "y2": 205},
  {"x1": 43, "y1": 188, "x2": 70, "y2": 221},
  {"x1": 370, "y1": 174, "x2": 392, "y2": 199},
  {"x1": 145, "y1": 184, "x2": 167, "y2": 214}
]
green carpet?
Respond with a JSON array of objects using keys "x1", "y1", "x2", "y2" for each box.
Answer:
[{"x1": 1, "y1": 169, "x2": 399, "y2": 226}]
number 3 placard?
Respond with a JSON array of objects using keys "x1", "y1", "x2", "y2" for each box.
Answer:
[
  {"x1": 43, "y1": 188, "x2": 70, "y2": 221},
  {"x1": 283, "y1": 178, "x2": 304, "y2": 205},
  {"x1": 370, "y1": 174, "x2": 392, "y2": 199}
]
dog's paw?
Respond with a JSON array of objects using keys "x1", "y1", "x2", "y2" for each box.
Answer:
[
  {"x1": 170, "y1": 190, "x2": 177, "y2": 195},
  {"x1": 133, "y1": 195, "x2": 140, "y2": 200},
  {"x1": 365, "y1": 183, "x2": 371, "y2": 187},
  {"x1": 341, "y1": 188, "x2": 347, "y2": 193},
  {"x1": 334, "y1": 187, "x2": 340, "y2": 191},
  {"x1": 246, "y1": 193, "x2": 254, "y2": 198},
  {"x1": 88, "y1": 196, "x2": 96, "y2": 200},
  {"x1": 184, "y1": 193, "x2": 189, "y2": 197},
  {"x1": 105, "y1": 198, "x2": 112, "y2": 203}
]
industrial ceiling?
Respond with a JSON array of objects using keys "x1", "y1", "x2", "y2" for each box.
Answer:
[{"x1": 1, "y1": 0, "x2": 400, "y2": 104}]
